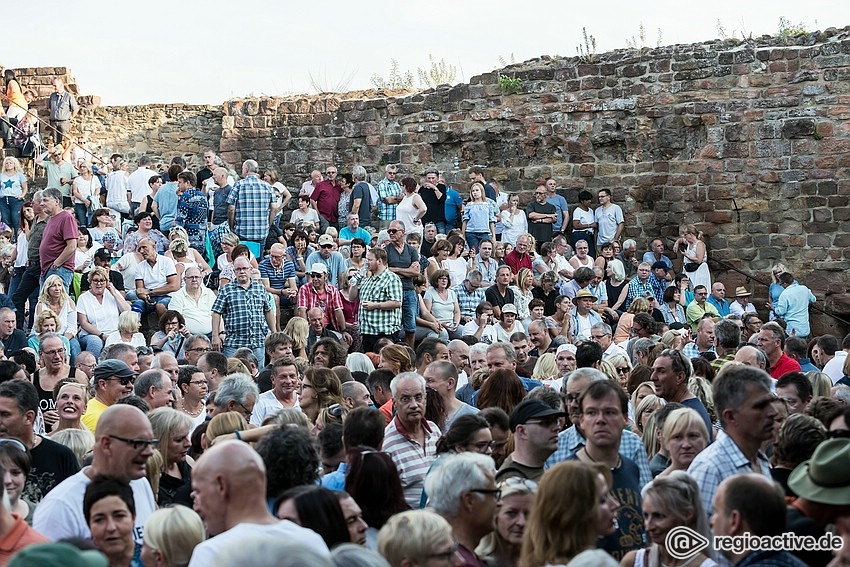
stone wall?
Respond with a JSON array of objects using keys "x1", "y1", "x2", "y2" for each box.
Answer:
[{"x1": 219, "y1": 26, "x2": 850, "y2": 335}]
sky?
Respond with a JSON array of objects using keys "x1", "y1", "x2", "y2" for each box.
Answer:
[{"x1": 5, "y1": 0, "x2": 848, "y2": 106}]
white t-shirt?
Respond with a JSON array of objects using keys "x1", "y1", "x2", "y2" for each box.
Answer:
[
  {"x1": 128, "y1": 166, "x2": 157, "y2": 203},
  {"x1": 72, "y1": 175, "x2": 102, "y2": 205},
  {"x1": 482, "y1": 320, "x2": 524, "y2": 344},
  {"x1": 33, "y1": 469, "x2": 156, "y2": 544},
  {"x1": 824, "y1": 351, "x2": 848, "y2": 384},
  {"x1": 134, "y1": 255, "x2": 177, "y2": 291},
  {"x1": 571, "y1": 207, "x2": 595, "y2": 235},
  {"x1": 115, "y1": 252, "x2": 140, "y2": 291},
  {"x1": 106, "y1": 171, "x2": 130, "y2": 213},
  {"x1": 77, "y1": 290, "x2": 122, "y2": 335},
  {"x1": 188, "y1": 521, "x2": 329, "y2": 567},
  {"x1": 290, "y1": 208, "x2": 320, "y2": 227},
  {"x1": 250, "y1": 390, "x2": 300, "y2": 426}
]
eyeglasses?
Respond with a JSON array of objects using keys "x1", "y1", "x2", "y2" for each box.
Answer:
[
  {"x1": 468, "y1": 440, "x2": 496, "y2": 453},
  {"x1": 534, "y1": 191, "x2": 546, "y2": 196},
  {"x1": 106, "y1": 375, "x2": 136, "y2": 386},
  {"x1": 188, "y1": 380, "x2": 208, "y2": 386},
  {"x1": 387, "y1": 229, "x2": 401, "y2": 234},
  {"x1": 827, "y1": 429, "x2": 850, "y2": 439},
  {"x1": 91, "y1": 279, "x2": 107, "y2": 284},
  {"x1": 470, "y1": 487, "x2": 502, "y2": 500},
  {"x1": 398, "y1": 394, "x2": 424, "y2": 405},
  {"x1": 616, "y1": 366, "x2": 630, "y2": 375},
  {"x1": 41, "y1": 347, "x2": 66, "y2": 357},
  {"x1": 310, "y1": 273, "x2": 324, "y2": 278},
  {"x1": 76, "y1": 361, "x2": 96, "y2": 370},
  {"x1": 565, "y1": 393, "x2": 581, "y2": 403},
  {"x1": 428, "y1": 544, "x2": 459, "y2": 562},
  {"x1": 590, "y1": 334, "x2": 608, "y2": 340},
  {"x1": 187, "y1": 347, "x2": 211, "y2": 353},
  {"x1": 234, "y1": 267, "x2": 251, "y2": 272},
  {"x1": 0, "y1": 439, "x2": 27, "y2": 452},
  {"x1": 236, "y1": 401, "x2": 252, "y2": 420},
  {"x1": 184, "y1": 275, "x2": 202, "y2": 280},
  {"x1": 108, "y1": 435, "x2": 158, "y2": 451},
  {"x1": 524, "y1": 416, "x2": 562, "y2": 428}
]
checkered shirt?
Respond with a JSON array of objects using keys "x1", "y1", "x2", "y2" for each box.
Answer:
[
  {"x1": 357, "y1": 268, "x2": 403, "y2": 336},
  {"x1": 225, "y1": 174, "x2": 274, "y2": 242},
  {"x1": 453, "y1": 282, "x2": 486, "y2": 319},
  {"x1": 297, "y1": 283, "x2": 345, "y2": 330},
  {"x1": 211, "y1": 281, "x2": 270, "y2": 348},
  {"x1": 376, "y1": 178, "x2": 402, "y2": 221}
]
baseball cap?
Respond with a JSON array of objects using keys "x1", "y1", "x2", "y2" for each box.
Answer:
[
  {"x1": 9, "y1": 543, "x2": 108, "y2": 567},
  {"x1": 93, "y1": 248, "x2": 112, "y2": 261},
  {"x1": 501, "y1": 303, "x2": 518, "y2": 316},
  {"x1": 651, "y1": 261, "x2": 668, "y2": 271},
  {"x1": 509, "y1": 399, "x2": 566, "y2": 432},
  {"x1": 309, "y1": 263, "x2": 328, "y2": 274},
  {"x1": 318, "y1": 234, "x2": 334, "y2": 247},
  {"x1": 92, "y1": 359, "x2": 135, "y2": 381}
]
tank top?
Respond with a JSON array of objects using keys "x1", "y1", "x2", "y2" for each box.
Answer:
[{"x1": 34, "y1": 367, "x2": 75, "y2": 415}]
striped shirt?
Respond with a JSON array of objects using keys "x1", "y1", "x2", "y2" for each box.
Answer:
[
  {"x1": 226, "y1": 174, "x2": 274, "y2": 242},
  {"x1": 383, "y1": 416, "x2": 441, "y2": 509}
]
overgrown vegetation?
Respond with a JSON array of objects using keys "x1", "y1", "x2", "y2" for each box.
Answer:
[
  {"x1": 498, "y1": 74, "x2": 522, "y2": 94},
  {"x1": 371, "y1": 54, "x2": 457, "y2": 91},
  {"x1": 308, "y1": 69, "x2": 356, "y2": 94},
  {"x1": 576, "y1": 27, "x2": 597, "y2": 62},
  {"x1": 418, "y1": 54, "x2": 457, "y2": 88},
  {"x1": 778, "y1": 16, "x2": 808, "y2": 37},
  {"x1": 625, "y1": 22, "x2": 663, "y2": 49},
  {"x1": 370, "y1": 59, "x2": 415, "y2": 91}
]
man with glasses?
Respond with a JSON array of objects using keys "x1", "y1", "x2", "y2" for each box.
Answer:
[
  {"x1": 594, "y1": 188, "x2": 624, "y2": 249},
  {"x1": 311, "y1": 166, "x2": 341, "y2": 227},
  {"x1": 212, "y1": 256, "x2": 276, "y2": 363},
  {"x1": 306, "y1": 234, "x2": 346, "y2": 288},
  {"x1": 525, "y1": 184, "x2": 557, "y2": 253},
  {"x1": 210, "y1": 373, "x2": 258, "y2": 421},
  {"x1": 74, "y1": 351, "x2": 97, "y2": 381},
  {"x1": 133, "y1": 238, "x2": 179, "y2": 318},
  {"x1": 424, "y1": 452, "x2": 497, "y2": 566},
  {"x1": 651, "y1": 349, "x2": 714, "y2": 441},
  {"x1": 376, "y1": 164, "x2": 402, "y2": 231},
  {"x1": 168, "y1": 266, "x2": 216, "y2": 338},
  {"x1": 258, "y1": 243, "x2": 297, "y2": 326},
  {"x1": 34, "y1": 405, "x2": 157, "y2": 543},
  {"x1": 81, "y1": 360, "x2": 136, "y2": 431},
  {"x1": 34, "y1": 333, "x2": 86, "y2": 430},
  {"x1": 685, "y1": 285, "x2": 719, "y2": 332},
  {"x1": 590, "y1": 322, "x2": 627, "y2": 361},
  {"x1": 386, "y1": 220, "x2": 420, "y2": 348},
  {"x1": 0, "y1": 380, "x2": 79, "y2": 504},
  {"x1": 182, "y1": 335, "x2": 212, "y2": 366},
  {"x1": 499, "y1": 398, "x2": 565, "y2": 482},
  {"x1": 383, "y1": 372, "x2": 441, "y2": 508}
]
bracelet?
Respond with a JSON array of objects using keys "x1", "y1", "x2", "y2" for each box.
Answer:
[{"x1": 234, "y1": 430, "x2": 242, "y2": 441}]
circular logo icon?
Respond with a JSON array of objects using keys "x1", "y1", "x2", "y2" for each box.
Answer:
[{"x1": 665, "y1": 526, "x2": 710, "y2": 560}]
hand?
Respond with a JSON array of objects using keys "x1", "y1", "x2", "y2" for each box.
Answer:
[
  {"x1": 432, "y1": 322, "x2": 442, "y2": 332},
  {"x1": 179, "y1": 325, "x2": 191, "y2": 337},
  {"x1": 211, "y1": 335, "x2": 222, "y2": 350},
  {"x1": 477, "y1": 313, "x2": 490, "y2": 328},
  {"x1": 168, "y1": 330, "x2": 177, "y2": 340},
  {"x1": 342, "y1": 332, "x2": 353, "y2": 345},
  {"x1": 765, "y1": 302, "x2": 774, "y2": 311},
  {"x1": 43, "y1": 410, "x2": 59, "y2": 426},
  {"x1": 362, "y1": 301, "x2": 372, "y2": 311}
]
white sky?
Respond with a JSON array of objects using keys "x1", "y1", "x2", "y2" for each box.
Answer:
[{"x1": 5, "y1": 0, "x2": 848, "y2": 106}]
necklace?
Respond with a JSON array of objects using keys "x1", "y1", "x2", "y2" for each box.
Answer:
[
  {"x1": 180, "y1": 400, "x2": 203, "y2": 417},
  {"x1": 579, "y1": 447, "x2": 621, "y2": 470}
]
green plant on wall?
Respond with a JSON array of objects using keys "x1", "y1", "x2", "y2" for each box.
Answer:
[{"x1": 499, "y1": 74, "x2": 522, "y2": 94}]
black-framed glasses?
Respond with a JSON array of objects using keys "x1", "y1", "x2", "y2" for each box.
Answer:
[
  {"x1": 107, "y1": 375, "x2": 136, "y2": 386},
  {"x1": 616, "y1": 366, "x2": 630, "y2": 375},
  {"x1": 470, "y1": 487, "x2": 502, "y2": 500},
  {"x1": 827, "y1": 429, "x2": 850, "y2": 439},
  {"x1": 0, "y1": 438, "x2": 27, "y2": 452},
  {"x1": 188, "y1": 380, "x2": 208, "y2": 386},
  {"x1": 237, "y1": 401, "x2": 252, "y2": 419},
  {"x1": 108, "y1": 435, "x2": 158, "y2": 451},
  {"x1": 41, "y1": 347, "x2": 66, "y2": 357},
  {"x1": 387, "y1": 228, "x2": 401, "y2": 234},
  {"x1": 187, "y1": 347, "x2": 212, "y2": 353}
]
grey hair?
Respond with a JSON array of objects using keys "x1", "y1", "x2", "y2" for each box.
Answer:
[
  {"x1": 384, "y1": 164, "x2": 398, "y2": 174},
  {"x1": 43, "y1": 187, "x2": 62, "y2": 202},
  {"x1": 832, "y1": 384, "x2": 850, "y2": 405},
  {"x1": 565, "y1": 367, "x2": 608, "y2": 386},
  {"x1": 486, "y1": 342, "x2": 516, "y2": 362},
  {"x1": 151, "y1": 351, "x2": 178, "y2": 369},
  {"x1": 713, "y1": 366, "x2": 773, "y2": 428},
  {"x1": 714, "y1": 319, "x2": 741, "y2": 350},
  {"x1": 425, "y1": 360, "x2": 458, "y2": 383},
  {"x1": 633, "y1": 338, "x2": 657, "y2": 357},
  {"x1": 243, "y1": 159, "x2": 259, "y2": 173},
  {"x1": 331, "y1": 543, "x2": 391, "y2": 567},
  {"x1": 466, "y1": 269, "x2": 483, "y2": 283},
  {"x1": 469, "y1": 343, "x2": 489, "y2": 357},
  {"x1": 214, "y1": 373, "x2": 260, "y2": 408},
  {"x1": 352, "y1": 165, "x2": 367, "y2": 181},
  {"x1": 390, "y1": 372, "x2": 425, "y2": 397},
  {"x1": 608, "y1": 258, "x2": 626, "y2": 281},
  {"x1": 623, "y1": 239, "x2": 637, "y2": 249},
  {"x1": 133, "y1": 369, "x2": 169, "y2": 398},
  {"x1": 31, "y1": 190, "x2": 44, "y2": 204},
  {"x1": 424, "y1": 452, "x2": 495, "y2": 518},
  {"x1": 184, "y1": 334, "x2": 211, "y2": 351},
  {"x1": 591, "y1": 322, "x2": 613, "y2": 336}
]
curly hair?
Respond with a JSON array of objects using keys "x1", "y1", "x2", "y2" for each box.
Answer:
[
  {"x1": 255, "y1": 426, "x2": 320, "y2": 500},
  {"x1": 310, "y1": 337, "x2": 346, "y2": 368},
  {"x1": 304, "y1": 367, "x2": 344, "y2": 411}
]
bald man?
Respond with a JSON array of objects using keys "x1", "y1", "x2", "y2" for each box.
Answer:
[
  {"x1": 33, "y1": 405, "x2": 157, "y2": 543},
  {"x1": 734, "y1": 345, "x2": 768, "y2": 372},
  {"x1": 188, "y1": 441, "x2": 329, "y2": 566}
]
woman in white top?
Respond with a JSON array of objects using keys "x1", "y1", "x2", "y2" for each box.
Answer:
[
  {"x1": 289, "y1": 195, "x2": 320, "y2": 228},
  {"x1": 483, "y1": 304, "x2": 525, "y2": 344},
  {"x1": 499, "y1": 194, "x2": 527, "y2": 246},
  {"x1": 104, "y1": 311, "x2": 147, "y2": 348},
  {"x1": 570, "y1": 190, "x2": 597, "y2": 256},
  {"x1": 621, "y1": 471, "x2": 716, "y2": 567},
  {"x1": 72, "y1": 162, "x2": 102, "y2": 228},
  {"x1": 396, "y1": 176, "x2": 427, "y2": 237},
  {"x1": 73, "y1": 228, "x2": 101, "y2": 274},
  {"x1": 443, "y1": 235, "x2": 469, "y2": 288},
  {"x1": 423, "y1": 269, "x2": 461, "y2": 340},
  {"x1": 674, "y1": 225, "x2": 711, "y2": 292},
  {"x1": 77, "y1": 266, "x2": 132, "y2": 360}
]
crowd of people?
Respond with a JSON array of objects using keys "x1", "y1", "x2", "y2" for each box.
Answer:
[{"x1": 0, "y1": 123, "x2": 847, "y2": 567}]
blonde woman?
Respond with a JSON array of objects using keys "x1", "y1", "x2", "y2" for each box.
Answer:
[
  {"x1": 28, "y1": 310, "x2": 71, "y2": 358},
  {"x1": 104, "y1": 311, "x2": 145, "y2": 348},
  {"x1": 608, "y1": 354, "x2": 633, "y2": 389},
  {"x1": 283, "y1": 317, "x2": 309, "y2": 359},
  {"x1": 0, "y1": 156, "x2": 26, "y2": 237},
  {"x1": 531, "y1": 352, "x2": 558, "y2": 383},
  {"x1": 657, "y1": 408, "x2": 710, "y2": 478},
  {"x1": 149, "y1": 407, "x2": 195, "y2": 507},
  {"x1": 142, "y1": 506, "x2": 206, "y2": 567},
  {"x1": 630, "y1": 381, "x2": 656, "y2": 415},
  {"x1": 807, "y1": 370, "x2": 833, "y2": 398},
  {"x1": 49, "y1": 428, "x2": 95, "y2": 466},
  {"x1": 35, "y1": 274, "x2": 79, "y2": 360},
  {"x1": 510, "y1": 268, "x2": 536, "y2": 322},
  {"x1": 51, "y1": 381, "x2": 90, "y2": 433},
  {"x1": 636, "y1": 395, "x2": 667, "y2": 459},
  {"x1": 614, "y1": 297, "x2": 650, "y2": 344}
]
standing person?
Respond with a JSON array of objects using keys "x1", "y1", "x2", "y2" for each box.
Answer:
[
  {"x1": 310, "y1": 166, "x2": 341, "y2": 228},
  {"x1": 525, "y1": 184, "x2": 557, "y2": 252},
  {"x1": 376, "y1": 165, "x2": 402, "y2": 231},
  {"x1": 38, "y1": 188, "x2": 78, "y2": 289},
  {"x1": 499, "y1": 194, "x2": 527, "y2": 247},
  {"x1": 105, "y1": 155, "x2": 131, "y2": 218},
  {"x1": 544, "y1": 177, "x2": 569, "y2": 235},
  {"x1": 211, "y1": 256, "x2": 276, "y2": 363},
  {"x1": 462, "y1": 183, "x2": 496, "y2": 251},
  {"x1": 349, "y1": 248, "x2": 403, "y2": 353},
  {"x1": 594, "y1": 188, "x2": 624, "y2": 248},
  {"x1": 419, "y1": 168, "x2": 447, "y2": 234},
  {"x1": 227, "y1": 159, "x2": 275, "y2": 252},
  {"x1": 0, "y1": 157, "x2": 27, "y2": 237},
  {"x1": 47, "y1": 78, "x2": 79, "y2": 145},
  {"x1": 210, "y1": 167, "x2": 232, "y2": 226},
  {"x1": 348, "y1": 166, "x2": 372, "y2": 229},
  {"x1": 196, "y1": 149, "x2": 217, "y2": 190},
  {"x1": 571, "y1": 190, "x2": 597, "y2": 256},
  {"x1": 70, "y1": 162, "x2": 100, "y2": 228},
  {"x1": 175, "y1": 171, "x2": 209, "y2": 255},
  {"x1": 757, "y1": 322, "x2": 802, "y2": 379},
  {"x1": 395, "y1": 177, "x2": 426, "y2": 238},
  {"x1": 127, "y1": 156, "x2": 157, "y2": 216},
  {"x1": 385, "y1": 221, "x2": 421, "y2": 348},
  {"x1": 674, "y1": 225, "x2": 711, "y2": 292},
  {"x1": 769, "y1": 272, "x2": 817, "y2": 339},
  {"x1": 36, "y1": 148, "x2": 76, "y2": 209}
]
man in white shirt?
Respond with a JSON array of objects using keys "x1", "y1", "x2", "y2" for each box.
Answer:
[
  {"x1": 250, "y1": 357, "x2": 300, "y2": 426},
  {"x1": 590, "y1": 322, "x2": 628, "y2": 360},
  {"x1": 33, "y1": 405, "x2": 157, "y2": 543},
  {"x1": 133, "y1": 238, "x2": 179, "y2": 317},
  {"x1": 188, "y1": 440, "x2": 329, "y2": 566},
  {"x1": 167, "y1": 266, "x2": 215, "y2": 336},
  {"x1": 127, "y1": 155, "x2": 158, "y2": 215}
]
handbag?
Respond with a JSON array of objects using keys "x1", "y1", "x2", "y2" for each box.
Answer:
[{"x1": 684, "y1": 262, "x2": 699, "y2": 273}]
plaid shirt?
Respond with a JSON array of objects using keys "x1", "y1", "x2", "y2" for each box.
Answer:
[
  {"x1": 357, "y1": 268, "x2": 403, "y2": 335},
  {"x1": 376, "y1": 177, "x2": 402, "y2": 221},
  {"x1": 211, "y1": 281, "x2": 270, "y2": 348},
  {"x1": 688, "y1": 431, "x2": 770, "y2": 515},
  {"x1": 624, "y1": 277, "x2": 654, "y2": 310},
  {"x1": 226, "y1": 174, "x2": 274, "y2": 242},
  {"x1": 453, "y1": 282, "x2": 486, "y2": 319},
  {"x1": 296, "y1": 283, "x2": 345, "y2": 330},
  {"x1": 545, "y1": 425, "x2": 652, "y2": 489}
]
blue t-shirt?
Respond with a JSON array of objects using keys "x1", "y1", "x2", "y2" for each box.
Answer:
[
  {"x1": 339, "y1": 226, "x2": 372, "y2": 243},
  {"x1": 154, "y1": 183, "x2": 179, "y2": 231},
  {"x1": 305, "y1": 250, "x2": 347, "y2": 288},
  {"x1": 444, "y1": 188, "x2": 463, "y2": 229},
  {"x1": 546, "y1": 194, "x2": 568, "y2": 232},
  {"x1": 0, "y1": 172, "x2": 26, "y2": 198}
]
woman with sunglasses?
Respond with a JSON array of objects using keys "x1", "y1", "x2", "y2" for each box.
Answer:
[
  {"x1": 607, "y1": 354, "x2": 633, "y2": 390},
  {"x1": 476, "y1": 477, "x2": 537, "y2": 567}
]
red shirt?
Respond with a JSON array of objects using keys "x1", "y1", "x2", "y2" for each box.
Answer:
[
  {"x1": 312, "y1": 181, "x2": 341, "y2": 224},
  {"x1": 504, "y1": 250, "x2": 532, "y2": 275},
  {"x1": 39, "y1": 210, "x2": 79, "y2": 275},
  {"x1": 0, "y1": 514, "x2": 49, "y2": 563},
  {"x1": 296, "y1": 283, "x2": 344, "y2": 330},
  {"x1": 770, "y1": 352, "x2": 802, "y2": 379}
]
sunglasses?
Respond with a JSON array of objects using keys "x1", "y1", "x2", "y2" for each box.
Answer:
[
  {"x1": 320, "y1": 244, "x2": 333, "y2": 249},
  {"x1": 310, "y1": 272, "x2": 324, "y2": 278},
  {"x1": 106, "y1": 375, "x2": 136, "y2": 386},
  {"x1": 387, "y1": 229, "x2": 401, "y2": 234}
]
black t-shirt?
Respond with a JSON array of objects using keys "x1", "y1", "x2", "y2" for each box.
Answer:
[
  {"x1": 80, "y1": 269, "x2": 125, "y2": 294},
  {"x1": 196, "y1": 167, "x2": 213, "y2": 190},
  {"x1": 258, "y1": 365, "x2": 273, "y2": 393},
  {"x1": 525, "y1": 201, "x2": 556, "y2": 245},
  {"x1": 24, "y1": 435, "x2": 81, "y2": 503},
  {"x1": 386, "y1": 243, "x2": 420, "y2": 291},
  {"x1": 420, "y1": 185, "x2": 447, "y2": 223},
  {"x1": 2, "y1": 329, "x2": 27, "y2": 353},
  {"x1": 531, "y1": 286, "x2": 558, "y2": 316},
  {"x1": 485, "y1": 285, "x2": 515, "y2": 312}
]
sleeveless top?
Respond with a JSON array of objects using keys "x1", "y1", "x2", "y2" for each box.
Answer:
[
  {"x1": 634, "y1": 547, "x2": 716, "y2": 567},
  {"x1": 34, "y1": 367, "x2": 76, "y2": 416},
  {"x1": 396, "y1": 193, "x2": 422, "y2": 236}
]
